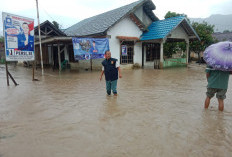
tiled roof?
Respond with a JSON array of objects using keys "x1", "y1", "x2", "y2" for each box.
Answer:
[
  {"x1": 64, "y1": 0, "x2": 157, "y2": 37},
  {"x1": 141, "y1": 16, "x2": 200, "y2": 41},
  {"x1": 34, "y1": 20, "x2": 66, "y2": 36}
]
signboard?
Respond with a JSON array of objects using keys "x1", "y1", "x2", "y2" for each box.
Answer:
[
  {"x1": 2, "y1": 12, "x2": 34, "y2": 61},
  {"x1": 121, "y1": 45, "x2": 127, "y2": 56},
  {"x1": 72, "y1": 38, "x2": 109, "y2": 60}
]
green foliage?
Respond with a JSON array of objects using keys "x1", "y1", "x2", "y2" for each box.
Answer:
[
  {"x1": 164, "y1": 42, "x2": 177, "y2": 58},
  {"x1": 164, "y1": 11, "x2": 190, "y2": 22},
  {"x1": 163, "y1": 11, "x2": 189, "y2": 58},
  {"x1": 165, "y1": 11, "x2": 186, "y2": 18},
  {"x1": 52, "y1": 21, "x2": 60, "y2": 29},
  {"x1": 190, "y1": 22, "x2": 214, "y2": 53},
  {"x1": 164, "y1": 42, "x2": 186, "y2": 58},
  {"x1": 163, "y1": 11, "x2": 214, "y2": 57},
  {"x1": 0, "y1": 36, "x2": 4, "y2": 42},
  {"x1": 223, "y1": 30, "x2": 231, "y2": 33}
]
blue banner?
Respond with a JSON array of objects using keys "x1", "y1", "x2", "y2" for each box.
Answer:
[
  {"x1": 72, "y1": 38, "x2": 109, "y2": 60},
  {"x1": 2, "y1": 12, "x2": 34, "y2": 61}
]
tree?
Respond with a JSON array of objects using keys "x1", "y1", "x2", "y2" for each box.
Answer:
[
  {"x1": 164, "y1": 42, "x2": 186, "y2": 58},
  {"x1": 164, "y1": 11, "x2": 190, "y2": 22},
  {"x1": 0, "y1": 36, "x2": 4, "y2": 42},
  {"x1": 190, "y1": 22, "x2": 214, "y2": 54},
  {"x1": 190, "y1": 22, "x2": 214, "y2": 63},
  {"x1": 223, "y1": 30, "x2": 231, "y2": 33},
  {"x1": 52, "y1": 21, "x2": 60, "y2": 29},
  {"x1": 163, "y1": 11, "x2": 189, "y2": 58},
  {"x1": 163, "y1": 11, "x2": 214, "y2": 61}
]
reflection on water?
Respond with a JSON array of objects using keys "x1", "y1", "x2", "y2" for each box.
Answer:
[{"x1": 0, "y1": 65, "x2": 232, "y2": 157}]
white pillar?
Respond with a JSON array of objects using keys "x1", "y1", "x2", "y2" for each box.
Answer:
[
  {"x1": 36, "y1": 0, "x2": 44, "y2": 75},
  {"x1": 186, "y1": 40, "x2": 189, "y2": 64},
  {"x1": 51, "y1": 44, "x2": 54, "y2": 66},
  {"x1": 64, "y1": 44, "x2": 69, "y2": 62},
  {"x1": 58, "y1": 43, "x2": 61, "y2": 71},
  {"x1": 160, "y1": 41, "x2": 164, "y2": 68},
  {"x1": 144, "y1": 45, "x2": 146, "y2": 64}
]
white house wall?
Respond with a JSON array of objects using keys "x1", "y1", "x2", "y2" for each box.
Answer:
[
  {"x1": 168, "y1": 25, "x2": 189, "y2": 40},
  {"x1": 134, "y1": 42, "x2": 142, "y2": 64},
  {"x1": 107, "y1": 16, "x2": 143, "y2": 67}
]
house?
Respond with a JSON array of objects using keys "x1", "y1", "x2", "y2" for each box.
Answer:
[
  {"x1": 190, "y1": 32, "x2": 232, "y2": 61},
  {"x1": 35, "y1": 0, "x2": 200, "y2": 71},
  {"x1": 212, "y1": 32, "x2": 232, "y2": 42},
  {"x1": 34, "y1": 20, "x2": 70, "y2": 69}
]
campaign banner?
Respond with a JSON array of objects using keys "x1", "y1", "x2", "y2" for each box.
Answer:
[
  {"x1": 121, "y1": 45, "x2": 127, "y2": 56},
  {"x1": 2, "y1": 12, "x2": 34, "y2": 61},
  {"x1": 72, "y1": 38, "x2": 109, "y2": 60}
]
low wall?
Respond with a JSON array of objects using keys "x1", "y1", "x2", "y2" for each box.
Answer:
[
  {"x1": 70, "y1": 58, "x2": 104, "y2": 70},
  {"x1": 120, "y1": 64, "x2": 134, "y2": 69},
  {"x1": 163, "y1": 58, "x2": 187, "y2": 68}
]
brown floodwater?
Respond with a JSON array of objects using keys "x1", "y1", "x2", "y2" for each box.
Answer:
[{"x1": 0, "y1": 64, "x2": 232, "y2": 157}]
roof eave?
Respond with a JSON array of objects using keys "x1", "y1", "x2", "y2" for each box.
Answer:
[
  {"x1": 163, "y1": 17, "x2": 201, "y2": 41},
  {"x1": 66, "y1": 32, "x2": 107, "y2": 38},
  {"x1": 105, "y1": 0, "x2": 157, "y2": 33},
  {"x1": 182, "y1": 18, "x2": 200, "y2": 41},
  {"x1": 34, "y1": 20, "x2": 66, "y2": 36}
]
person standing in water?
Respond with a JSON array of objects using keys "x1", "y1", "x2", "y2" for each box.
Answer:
[
  {"x1": 100, "y1": 51, "x2": 122, "y2": 96},
  {"x1": 204, "y1": 66, "x2": 231, "y2": 111}
]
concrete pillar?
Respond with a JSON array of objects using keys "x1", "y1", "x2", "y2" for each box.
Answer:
[
  {"x1": 144, "y1": 45, "x2": 146, "y2": 65},
  {"x1": 51, "y1": 44, "x2": 54, "y2": 66},
  {"x1": 64, "y1": 44, "x2": 69, "y2": 62},
  {"x1": 142, "y1": 43, "x2": 144, "y2": 68},
  {"x1": 186, "y1": 40, "x2": 189, "y2": 65},
  {"x1": 58, "y1": 43, "x2": 61, "y2": 71},
  {"x1": 159, "y1": 41, "x2": 164, "y2": 69}
]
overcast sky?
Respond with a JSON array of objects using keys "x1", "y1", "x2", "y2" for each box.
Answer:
[{"x1": 1, "y1": 0, "x2": 232, "y2": 35}]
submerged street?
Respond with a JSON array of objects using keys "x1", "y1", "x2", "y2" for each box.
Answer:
[{"x1": 0, "y1": 65, "x2": 232, "y2": 157}]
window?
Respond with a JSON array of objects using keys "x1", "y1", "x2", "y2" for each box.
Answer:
[
  {"x1": 120, "y1": 41, "x2": 134, "y2": 64},
  {"x1": 146, "y1": 43, "x2": 160, "y2": 61}
]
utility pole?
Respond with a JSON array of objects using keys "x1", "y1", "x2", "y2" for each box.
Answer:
[{"x1": 36, "y1": 0, "x2": 44, "y2": 75}]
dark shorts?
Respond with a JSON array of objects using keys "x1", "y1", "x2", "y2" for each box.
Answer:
[{"x1": 206, "y1": 88, "x2": 227, "y2": 100}]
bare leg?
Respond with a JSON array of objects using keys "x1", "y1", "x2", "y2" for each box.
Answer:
[
  {"x1": 218, "y1": 99, "x2": 224, "y2": 111},
  {"x1": 204, "y1": 96, "x2": 211, "y2": 109}
]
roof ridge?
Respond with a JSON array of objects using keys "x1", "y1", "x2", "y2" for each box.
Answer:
[
  {"x1": 65, "y1": 0, "x2": 150, "y2": 36},
  {"x1": 160, "y1": 16, "x2": 185, "y2": 22},
  {"x1": 66, "y1": 0, "x2": 145, "y2": 30}
]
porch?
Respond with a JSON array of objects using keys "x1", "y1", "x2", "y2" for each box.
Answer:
[{"x1": 140, "y1": 16, "x2": 200, "y2": 69}]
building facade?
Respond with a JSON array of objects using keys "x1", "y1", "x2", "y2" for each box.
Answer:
[{"x1": 35, "y1": 0, "x2": 199, "y2": 71}]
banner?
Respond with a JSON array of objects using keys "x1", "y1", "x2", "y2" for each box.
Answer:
[
  {"x1": 72, "y1": 38, "x2": 109, "y2": 60},
  {"x1": 121, "y1": 45, "x2": 127, "y2": 56},
  {"x1": 2, "y1": 12, "x2": 34, "y2": 61}
]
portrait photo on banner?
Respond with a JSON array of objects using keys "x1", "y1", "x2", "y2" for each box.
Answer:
[{"x1": 72, "y1": 38, "x2": 109, "y2": 60}]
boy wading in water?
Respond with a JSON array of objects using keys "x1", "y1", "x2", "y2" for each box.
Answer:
[
  {"x1": 100, "y1": 51, "x2": 122, "y2": 96},
  {"x1": 204, "y1": 66, "x2": 230, "y2": 111}
]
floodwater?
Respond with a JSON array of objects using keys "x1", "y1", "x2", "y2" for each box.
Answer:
[{"x1": 0, "y1": 64, "x2": 232, "y2": 157}]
